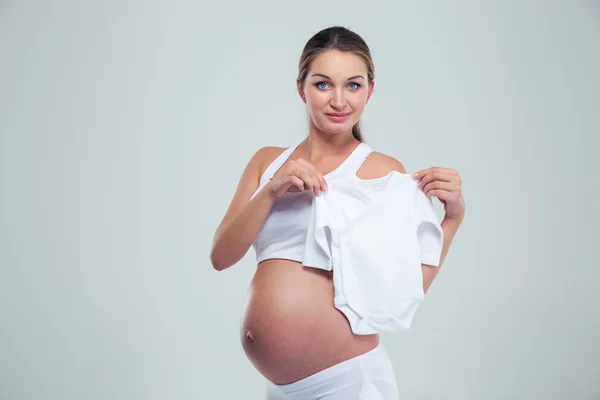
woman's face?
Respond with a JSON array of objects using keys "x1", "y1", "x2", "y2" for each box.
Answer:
[{"x1": 298, "y1": 49, "x2": 374, "y2": 136}]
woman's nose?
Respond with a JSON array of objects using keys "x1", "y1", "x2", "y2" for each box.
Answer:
[{"x1": 330, "y1": 91, "x2": 346, "y2": 109}]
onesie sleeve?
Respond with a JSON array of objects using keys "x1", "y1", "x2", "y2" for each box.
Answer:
[{"x1": 414, "y1": 188, "x2": 444, "y2": 267}]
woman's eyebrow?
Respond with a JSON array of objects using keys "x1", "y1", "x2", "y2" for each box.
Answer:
[{"x1": 311, "y1": 73, "x2": 365, "y2": 80}]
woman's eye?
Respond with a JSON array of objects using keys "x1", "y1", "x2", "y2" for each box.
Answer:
[{"x1": 315, "y1": 82, "x2": 361, "y2": 90}]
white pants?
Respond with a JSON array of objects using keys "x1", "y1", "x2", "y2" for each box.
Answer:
[{"x1": 265, "y1": 341, "x2": 399, "y2": 400}]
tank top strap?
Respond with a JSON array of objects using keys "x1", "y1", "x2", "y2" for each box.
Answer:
[
  {"x1": 333, "y1": 142, "x2": 374, "y2": 177},
  {"x1": 351, "y1": 142, "x2": 374, "y2": 172},
  {"x1": 261, "y1": 143, "x2": 300, "y2": 183}
]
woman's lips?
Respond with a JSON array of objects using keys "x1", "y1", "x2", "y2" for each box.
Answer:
[{"x1": 326, "y1": 113, "x2": 350, "y2": 122}]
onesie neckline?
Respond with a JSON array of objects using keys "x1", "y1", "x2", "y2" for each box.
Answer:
[{"x1": 349, "y1": 171, "x2": 418, "y2": 205}]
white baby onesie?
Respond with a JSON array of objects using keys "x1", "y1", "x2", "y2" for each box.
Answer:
[
  {"x1": 303, "y1": 171, "x2": 444, "y2": 335},
  {"x1": 251, "y1": 142, "x2": 444, "y2": 335},
  {"x1": 302, "y1": 155, "x2": 444, "y2": 335}
]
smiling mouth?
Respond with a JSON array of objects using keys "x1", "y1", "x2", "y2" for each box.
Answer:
[{"x1": 326, "y1": 113, "x2": 350, "y2": 121}]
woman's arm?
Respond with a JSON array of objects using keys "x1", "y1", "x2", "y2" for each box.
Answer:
[
  {"x1": 412, "y1": 165, "x2": 465, "y2": 295},
  {"x1": 210, "y1": 147, "x2": 280, "y2": 271},
  {"x1": 422, "y1": 215, "x2": 463, "y2": 294},
  {"x1": 211, "y1": 190, "x2": 277, "y2": 271}
]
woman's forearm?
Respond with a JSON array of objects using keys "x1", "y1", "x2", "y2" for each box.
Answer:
[
  {"x1": 210, "y1": 189, "x2": 276, "y2": 271},
  {"x1": 422, "y1": 215, "x2": 463, "y2": 294}
]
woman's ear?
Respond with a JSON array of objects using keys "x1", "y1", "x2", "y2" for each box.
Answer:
[
  {"x1": 366, "y1": 80, "x2": 375, "y2": 103},
  {"x1": 296, "y1": 79, "x2": 306, "y2": 104}
]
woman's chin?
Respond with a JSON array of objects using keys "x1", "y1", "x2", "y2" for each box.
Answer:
[{"x1": 322, "y1": 121, "x2": 353, "y2": 134}]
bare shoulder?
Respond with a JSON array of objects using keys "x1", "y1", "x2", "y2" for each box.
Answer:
[
  {"x1": 217, "y1": 145, "x2": 287, "y2": 229},
  {"x1": 357, "y1": 150, "x2": 407, "y2": 179},
  {"x1": 254, "y1": 146, "x2": 288, "y2": 177}
]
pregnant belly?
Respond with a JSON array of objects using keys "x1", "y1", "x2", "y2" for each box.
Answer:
[{"x1": 240, "y1": 259, "x2": 379, "y2": 385}]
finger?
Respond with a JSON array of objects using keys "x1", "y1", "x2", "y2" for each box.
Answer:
[
  {"x1": 424, "y1": 188, "x2": 453, "y2": 199},
  {"x1": 412, "y1": 168, "x2": 429, "y2": 179},
  {"x1": 423, "y1": 180, "x2": 458, "y2": 195},
  {"x1": 307, "y1": 170, "x2": 320, "y2": 196},
  {"x1": 293, "y1": 168, "x2": 315, "y2": 192},
  {"x1": 414, "y1": 167, "x2": 451, "y2": 180},
  {"x1": 417, "y1": 170, "x2": 454, "y2": 189},
  {"x1": 297, "y1": 162, "x2": 321, "y2": 195},
  {"x1": 286, "y1": 175, "x2": 304, "y2": 192},
  {"x1": 315, "y1": 176, "x2": 323, "y2": 196},
  {"x1": 297, "y1": 159, "x2": 328, "y2": 192},
  {"x1": 307, "y1": 168, "x2": 324, "y2": 195},
  {"x1": 315, "y1": 172, "x2": 328, "y2": 192},
  {"x1": 308, "y1": 170, "x2": 323, "y2": 196}
]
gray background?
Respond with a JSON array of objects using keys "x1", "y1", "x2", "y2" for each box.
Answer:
[{"x1": 1, "y1": 1, "x2": 599, "y2": 399}]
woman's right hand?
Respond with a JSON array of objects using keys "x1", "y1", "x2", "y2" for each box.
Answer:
[{"x1": 264, "y1": 158, "x2": 328, "y2": 199}]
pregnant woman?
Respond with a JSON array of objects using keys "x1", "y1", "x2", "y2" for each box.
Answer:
[{"x1": 210, "y1": 26, "x2": 465, "y2": 400}]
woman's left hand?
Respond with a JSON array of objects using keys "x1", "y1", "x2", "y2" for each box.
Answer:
[{"x1": 413, "y1": 167, "x2": 465, "y2": 222}]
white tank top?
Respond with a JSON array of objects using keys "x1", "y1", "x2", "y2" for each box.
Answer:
[
  {"x1": 251, "y1": 142, "x2": 374, "y2": 264},
  {"x1": 250, "y1": 142, "x2": 444, "y2": 335}
]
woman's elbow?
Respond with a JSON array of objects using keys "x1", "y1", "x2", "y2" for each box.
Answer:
[
  {"x1": 209, "y1": 229, "x2": 247, "y2": 271},
  {"x1": 210, "y1": 246, "x2": 229, "y2": 271}
]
